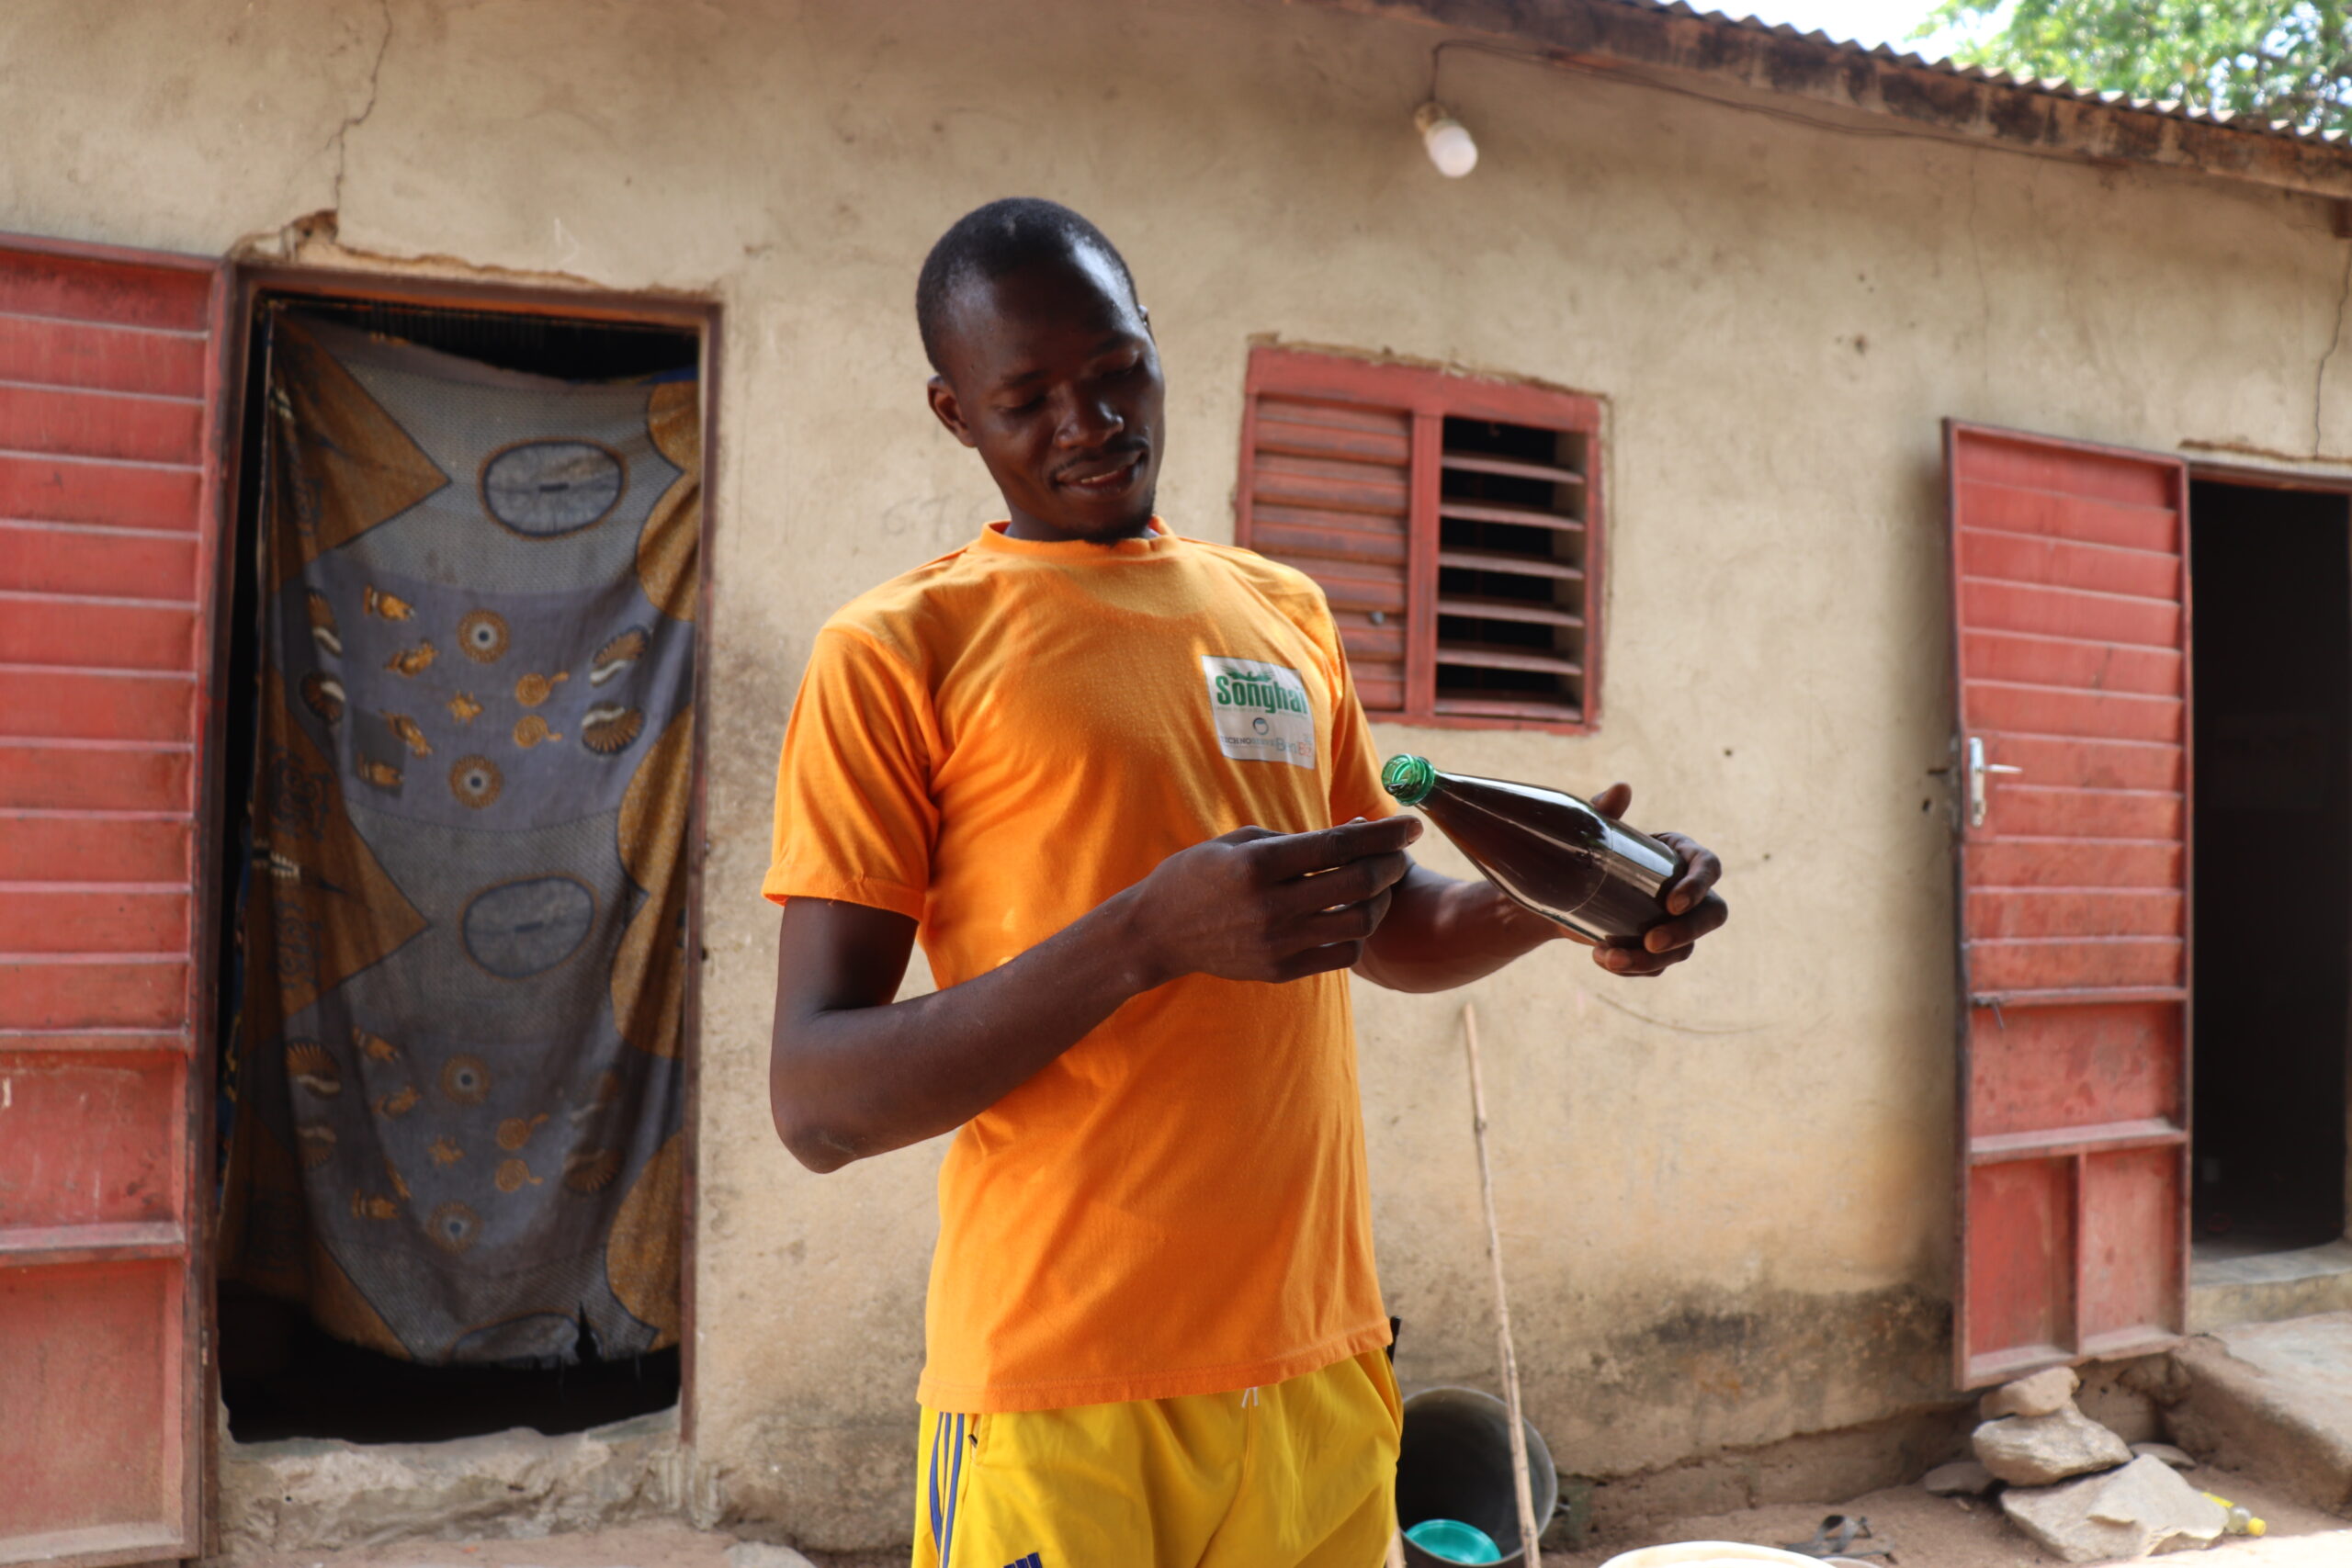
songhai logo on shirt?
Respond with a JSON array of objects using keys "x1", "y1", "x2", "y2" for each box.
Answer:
[{"x1": 1200, "y1": 655, "x2": 1316, "y2": 770}]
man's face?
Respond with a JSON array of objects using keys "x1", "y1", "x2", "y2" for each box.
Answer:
[{"x1": 927, "y1": 245, "x2": 1165, "y2": 543}]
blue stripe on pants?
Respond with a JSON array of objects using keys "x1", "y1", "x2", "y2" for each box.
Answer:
[
  {"x1": 928, "y1": 1415, "x2": 944, "y2": 1551},
  {"x1": 941, "y1": 1415, "x2": 966, "y2": 1562}
]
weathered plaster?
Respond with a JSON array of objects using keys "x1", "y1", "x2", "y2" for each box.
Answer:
[{"x1": 5, "y1": 0, "x2": 2345, "y2": 1549}]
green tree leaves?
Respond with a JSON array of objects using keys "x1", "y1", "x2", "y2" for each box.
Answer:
[{"x1": 1919, "y1": 0, "x2": 2352, "y2": 132}]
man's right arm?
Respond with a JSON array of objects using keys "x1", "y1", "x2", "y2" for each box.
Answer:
[{"x1": 767, "y1": 816, "x2": 1420, "y2": 1172}]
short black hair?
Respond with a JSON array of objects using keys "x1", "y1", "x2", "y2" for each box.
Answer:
[{"x1": 916, "y1": 198, "x2": 1139, "y2": 374}]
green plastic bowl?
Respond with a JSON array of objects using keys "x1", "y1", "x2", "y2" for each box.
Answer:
[{"x1": 1404, "y1": 1517, "x2": 1504, "y2": 1564}]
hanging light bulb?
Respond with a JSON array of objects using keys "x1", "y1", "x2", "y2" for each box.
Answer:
[{"x1": 1415, "y1": 101, "x2": 1478, "y2": 178}]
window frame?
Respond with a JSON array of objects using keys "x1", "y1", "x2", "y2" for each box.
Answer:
[{"x1": 1235, "y1": 345, "x2": 1605, "y2": 735}]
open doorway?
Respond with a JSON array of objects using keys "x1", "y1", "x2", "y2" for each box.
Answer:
[
  {"x1": 2189, "y1": 477, "x2": 2351, "y2": 1260},
  {"x1": 211, "y1": 282, "x2": 707, "y2": 1443}
]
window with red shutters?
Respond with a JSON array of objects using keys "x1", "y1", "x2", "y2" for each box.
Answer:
[{"x1": 1235, "y1": 347, "x2": 1601, "y2": 732}]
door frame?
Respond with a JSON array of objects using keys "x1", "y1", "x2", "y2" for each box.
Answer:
[
  {"x1": 2180, "y1": 454, "x2": 2352, "y2": 1265},
  {"x1": 202, "y1": 264, "x2": 722, "y2": 1531},
  {"x1": 2187, "y1": 457, "x2": 2352, "y2": 497}
]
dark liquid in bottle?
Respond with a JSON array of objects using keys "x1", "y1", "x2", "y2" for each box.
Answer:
[{"x1": 1385, "y1": 758, "x2": 1679, "y2": 942}]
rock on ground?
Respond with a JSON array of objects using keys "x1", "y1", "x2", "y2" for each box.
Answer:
[
  {"x1": 728, "y1": 1546, "x2": 816, "y2": 1568},
  {"x1": 1920, "y1": 1460, "x2": 1996, "y2": 1496},
  {"x1": 2000, "y1": 1454, "x2": 2227, "y2": 1564},
  {"x1": 1973, "y1": 1404, "x2": 2132, "y2": 1487},
  {"x1": 2132, "y1": 1441, "x2": 2198, "y2": 1471},
  {"x1": 1982, "y1": 1365, "x2": 2080, "y2": 1420}
]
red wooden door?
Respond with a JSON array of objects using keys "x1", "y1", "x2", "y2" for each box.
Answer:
[
  {"x1": 1947, "y1": 422, "x2": 2191, "y2": 1388},
  {"x1": 0, "y1": 239, "x2": 226, "y2": 1563}
]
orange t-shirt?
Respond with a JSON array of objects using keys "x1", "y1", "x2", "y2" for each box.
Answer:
[{"x1": 763, "y1": 519, "x2": 1396, "y2": 1413}]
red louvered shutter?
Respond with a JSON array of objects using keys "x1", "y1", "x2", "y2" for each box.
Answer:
[
  {"x1": 1237, "y1": 348, "x2": 1600, "y2": 732},
  {"x1": 1946, "y1": 421, "x2": 2190, "y2": 1388},
  {"x1": 0, "y1": 236, "x2": 226, "y2": 1565},
  {"x1": 1238, "y1": 356, "x2": 1414, "y2": 714}
]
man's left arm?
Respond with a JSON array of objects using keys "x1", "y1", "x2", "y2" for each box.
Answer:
[{"x1": 1351, "y1": 782, "x2": 1727, "y2": 993}]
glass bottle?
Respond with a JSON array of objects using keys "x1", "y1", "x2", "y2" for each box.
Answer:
[{"x1": 1381, "y1": 754, "x2": 1682, "y2": 942}]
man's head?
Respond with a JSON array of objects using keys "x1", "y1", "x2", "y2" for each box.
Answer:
[{"x1": 918, "y1": 199, "x2": 1164, "y2": 544}]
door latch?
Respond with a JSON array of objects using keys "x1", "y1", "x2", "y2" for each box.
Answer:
[{"x1": 1967, "y1": 736, "x2": 2023, "y2": 829}]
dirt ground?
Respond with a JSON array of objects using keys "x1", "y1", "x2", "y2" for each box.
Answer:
[
  {"x1": 209, "y1": 1465, "x2": 2352, "y2": 1568},
  {"x1": 1545, "y1": 1464, "x2": 2350, "y2": 1566}
]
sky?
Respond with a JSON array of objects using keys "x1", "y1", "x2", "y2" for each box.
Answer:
[{"x1": 1721, "y1": 0, "x2": 2000, "y2": 59}]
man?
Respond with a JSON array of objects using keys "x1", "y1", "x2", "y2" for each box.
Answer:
[{"x1": 765, "y1": 198, "x2": 1726, "y2": 1568}]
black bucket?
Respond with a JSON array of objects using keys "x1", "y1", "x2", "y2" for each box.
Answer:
[{"x1": 1395, "y1": 1385, "x2": 1558, "y2": 1566}]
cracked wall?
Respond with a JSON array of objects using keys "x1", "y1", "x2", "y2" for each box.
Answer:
[{"x1": 3, "y1": 0, "x2": 2346, "y2": 1551}]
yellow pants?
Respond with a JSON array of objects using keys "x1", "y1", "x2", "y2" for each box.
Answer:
[{"x1": 910, "y1": 1348, "x2": 1402, "y2": 1568}]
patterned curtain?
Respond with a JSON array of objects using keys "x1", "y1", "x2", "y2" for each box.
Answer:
[{"x1": 219, "y1": 315, "x2": 695, "y2": 1365}]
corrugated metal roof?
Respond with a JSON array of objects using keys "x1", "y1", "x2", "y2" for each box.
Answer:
[
  {"x1": 1624, "y1": 0, "x2": 2343, "y2": 146},
  {"x1": 1303, "y1": 0, "x2": 2352, "y2": 195}
]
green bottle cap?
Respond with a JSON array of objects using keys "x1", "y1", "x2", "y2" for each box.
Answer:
[{"x1": 1382, "y1": 753, "x2": 1436, "y2": 807}]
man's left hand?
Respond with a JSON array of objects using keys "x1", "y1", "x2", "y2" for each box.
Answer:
[{"x1": 1588, "y1": 782, "x2": 1727, "y2": 978}]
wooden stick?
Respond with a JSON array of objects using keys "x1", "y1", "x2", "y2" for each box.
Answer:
[{"x1": 1464, "y1": 1002, "x2": 1544, "y2": 1567}]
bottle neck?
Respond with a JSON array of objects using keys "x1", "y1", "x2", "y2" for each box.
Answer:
[{"x1": 1381, "y1": 753, "x2": 1438, "y2": 807}]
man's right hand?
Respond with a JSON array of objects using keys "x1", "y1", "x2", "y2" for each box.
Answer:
[{"x1": 1113, "y1": 816, "x2": 1423, "y2": 987}]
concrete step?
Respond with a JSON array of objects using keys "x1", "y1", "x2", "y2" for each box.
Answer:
[
  {"x1": 220, "y1": 1406, "x2": 704, "y2": 1554},
  {"x1": 2190, "y1": 1239, "x2": 2352, "y2": 1332},
  {"x1": 2167, "y1": 1312, "x2": 2352, "y2": 1516}
]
